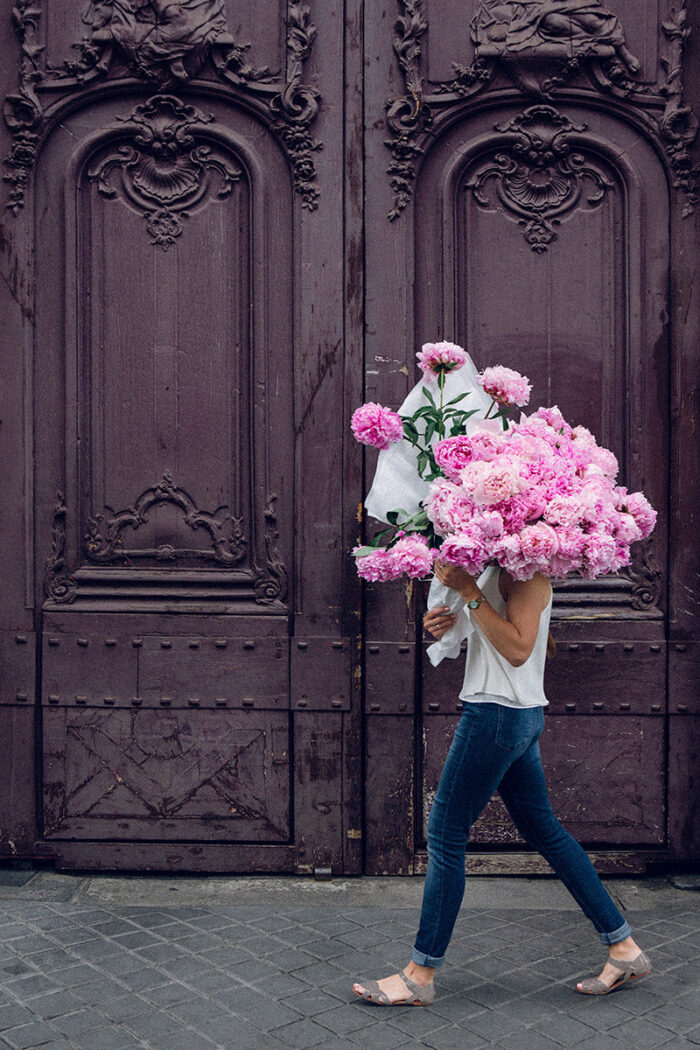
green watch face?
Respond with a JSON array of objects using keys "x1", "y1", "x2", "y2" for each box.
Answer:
[{"x1": 467, "y1": 597, "x2": 482, "y2": 609}]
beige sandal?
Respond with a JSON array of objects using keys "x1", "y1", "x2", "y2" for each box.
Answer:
[
  {"x1": 353, "y1": 973, "x2": 435, "y2": 1006},
  {"x1": 576, "y1": 950, "x2": 651, "y2": 995}
]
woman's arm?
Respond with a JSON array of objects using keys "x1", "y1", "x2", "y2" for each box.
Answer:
[{"x1": 433, "y1": 560, "x2": 551, "y2": 667}]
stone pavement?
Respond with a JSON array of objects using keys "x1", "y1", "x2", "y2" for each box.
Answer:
[{"x1": 0, "y1": 870, "x2": 697, "y2": 1050}]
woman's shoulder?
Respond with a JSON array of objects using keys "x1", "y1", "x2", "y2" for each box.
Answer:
[{"x1": 500, "y1": 569, "x2": 552, "y2": 609}]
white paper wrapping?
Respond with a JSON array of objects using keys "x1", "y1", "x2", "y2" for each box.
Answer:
[
  {"x1": 425, "y1": 575, "x2": 474, "y2": 667},
  {"x1": 362, "y1": 353, "x2": 492, "y2": 666},
  {"x1": 364, "y1": 356, "x2": 492, "y2": 524}
]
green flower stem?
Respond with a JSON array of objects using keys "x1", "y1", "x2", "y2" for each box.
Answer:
[{"x1": 439, "y1": 371, "x2": 445, "y2": 438}]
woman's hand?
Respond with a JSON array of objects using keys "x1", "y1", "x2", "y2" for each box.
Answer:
[
  {"x1": 423, "y1": 605, "x2": 457, "y2": 640},
  {"x1": 433, "y1": 558, "x2": 481, "y2": 601}
]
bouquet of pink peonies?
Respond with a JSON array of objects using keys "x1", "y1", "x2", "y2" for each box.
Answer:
[{"x1": 351, "y1": 343, "x2": 656, "y2": 583}]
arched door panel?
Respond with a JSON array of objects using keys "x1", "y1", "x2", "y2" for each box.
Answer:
[
  {"x1": 417, "y1": 102, "x2": 669, "y2": 862},
  {"x1": 35, "y1": 92, "x2": 295, "y2": 852}
]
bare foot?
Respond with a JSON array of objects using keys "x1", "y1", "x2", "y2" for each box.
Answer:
[
  {"x1": 353, "y1": 963, "x2": 434, "y2": 1004},
  {"x1": 576, "y1": 936, "x2": 646, "y2": 992}
]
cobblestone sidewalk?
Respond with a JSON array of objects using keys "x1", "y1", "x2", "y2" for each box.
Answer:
[{"x1": 0, "y1": 873, "x2": 697, "y2": 1050}]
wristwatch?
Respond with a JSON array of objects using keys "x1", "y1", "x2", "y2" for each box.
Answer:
[{"x1": 467, "y1": 593, "x2": 486, "y2": 610}]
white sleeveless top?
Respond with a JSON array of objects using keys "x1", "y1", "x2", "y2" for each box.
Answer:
[{"x1": 460, "y1": 565, "x2": 551, "y2": 708}]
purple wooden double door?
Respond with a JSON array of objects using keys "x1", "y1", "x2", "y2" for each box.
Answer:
[{"x1": 0, "y1": 0, "x2": 698, "y2": 874}]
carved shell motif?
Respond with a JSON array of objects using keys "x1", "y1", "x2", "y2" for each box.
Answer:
[
  {"x1": 87, "y1": 96, "x2": 242, "y2": 249},
  {"x1": 467, "y1": 106, "x2": 615, "y2": 252}
]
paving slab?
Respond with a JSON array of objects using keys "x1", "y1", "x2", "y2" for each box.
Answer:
[{"x1": 0, "y1": 872, "x2": 695, "y2": 1050}]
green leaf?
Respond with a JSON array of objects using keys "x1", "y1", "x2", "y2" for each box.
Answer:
[
  {"x1": 445, "y1": 392, "x2": 470, "y2": 406},
  {"x1": 422, "y1": 385, "x2": 437, "y2": 408},
  {"x1": 352, "y1": 546, "x2": 379, "y2": 558},
  {"x1": 369, "y1": 527, "x2": 394, "y2": 547},
  {"x1": 402, "y1": 419, "x2": 419, "y2": 442},
  {"x1": 411, "y1": 406, "x2": 437, "y2": 421}
]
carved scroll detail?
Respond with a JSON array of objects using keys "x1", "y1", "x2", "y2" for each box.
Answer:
[
  {"x1": 87, "y1": 95, "x2": 242, "y2": 248},
  {"x1": 385, "y1": 0, "x2": 430, "y2": 220},
  {"x1": 659, "y1": 6, "x2": 698, "y2": 217},
  {"x1": 84, "y1": 472, "x2": 247, "y2": 566},
  {"x1": 252, "y1": 496, "x2": 288, "y2": 605},
  {"x1": 620, "y1": 538, "x2": 663, "y2": 612},
  {"x1": 3, "y1": 0, "x2": 43, "y2": 214},
  {"x1": 269, "y1": 5, "x2": 322, "y2": 211},
  {"x1": 4, "y1": 1, "x2": 321, "y2": 212},
  {"x1": 466, "y1": 105, "x2": 614, "y2": 252},
  {"x1": 44, "y1": 493, "x2": 77, "y2": 603}
]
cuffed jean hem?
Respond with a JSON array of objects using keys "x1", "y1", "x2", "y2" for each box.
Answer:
[
  {"x1": 599, "y1": 920, "x2": 633, "y2": 946},
  {"x1": 411, "y1": 947, "x2": 445, "y2": 970}
]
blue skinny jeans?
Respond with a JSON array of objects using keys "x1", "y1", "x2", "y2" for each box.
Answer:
[{"x1": 412, "y1": 698, "x2": 632, "y2": 969}]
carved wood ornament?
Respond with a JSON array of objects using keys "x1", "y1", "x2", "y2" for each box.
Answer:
[
  {"x1": 46, "y1": 481, "x2": 287, "y2": 607},
  {"x1": 466, "y1": 105, "x2": 614, "y2": 252},
  {"x1": 385, "y1": 0, "x2": 698, "y2": 221},
  {"x1": 84, "y1": 472, "x2": 247, "y2": 566},
  {"x1": 44, "y1": 493, "x2": 78, "y2": 605},
  {"x1": 4, "y1": 1, "x2": 322, "y2": 213},
  {"x1": 87, "y1": 94, "x2": 243, "y2": 249}
]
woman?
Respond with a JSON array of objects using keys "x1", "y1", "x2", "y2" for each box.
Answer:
[{"x1": 353, "y1": 558, "x2": 650, "y2": 1005}]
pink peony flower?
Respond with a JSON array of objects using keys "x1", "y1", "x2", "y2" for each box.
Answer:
[
  {"x1": 544, "y1": 494, "x2": 587, "y2": 529},
  {"x1": 498, "y1": 495, "x2": 532, "y2": 533},
  {"x1": 519, "y1": 522, "x2": 559, "y2": 568},
  {"x1": 493, "y1": 533, "x2": 534, "y2": 581},
  {"x1": 475, "y1": 509, "x2": 505, "y2": 540},
  {"x1": 571, "y1": 424, "x2": 597, "y2": 451},
  {"x1": 608, "y1": 543, "x2": 632, "y2": 574},
  {"x1": 582, "y1": 531, "x2": 617, "y2": 578},
  {"x1": 416, "y1": 341, "x2": 468, "y2": 380},
  {"x1": 426, "y1": 480, "x2": 475, "y2": 536},
  {"x1": 508, "y1": 432, "x2": 555, "y2": 463},
  {"x1": 612, "y1": 485, "x2": 628, "y2": 510},
  {"x1": 354, "y1": 536, "x2": 436, "y2": 581},
  {"x1": 439, "y1": 531, "x2": 490, "y2": 576},
  {"x1": 550, "y1": 526, "x2": 587, "y2": 577},
  {"x1": 460, "y1": 457, "x2": 526, "y2": 505},
  {"x1": 613, "y1": 512, "x2": 643, "y2": 545},
  {"x1": 433, "y1": 435, "x2": 480, "y2": 482},
  {"x1": 388, "y1": 534, "x2": 436, "y2": 578},
  {"x1": 533, "y1": 405, "x2": 569, "y2": 432},
  {"x1": 579, "y1": 474, "x2": 617, "y2": 524},
  {"x1": 353, "y1": 547, "x2": 400, "y2": 582},
  {"x1": 465, "y1": 424, "x2": 506, "y2": 462},
  {"x1": 589, "y1": 445, "x2": 619, "y2": 478},
  {"x1": 625, "y1": 492, "x2": 657, "y2": 538},
  {"x1": 479, "y1": 366, "x2": 532, "y2": 407},
  {"x1": 519, "y1": 487, "x2": 549, "y2": 522},
  {"x1": 351, "y1": 402, "x2": 403, "y2": 450}
]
